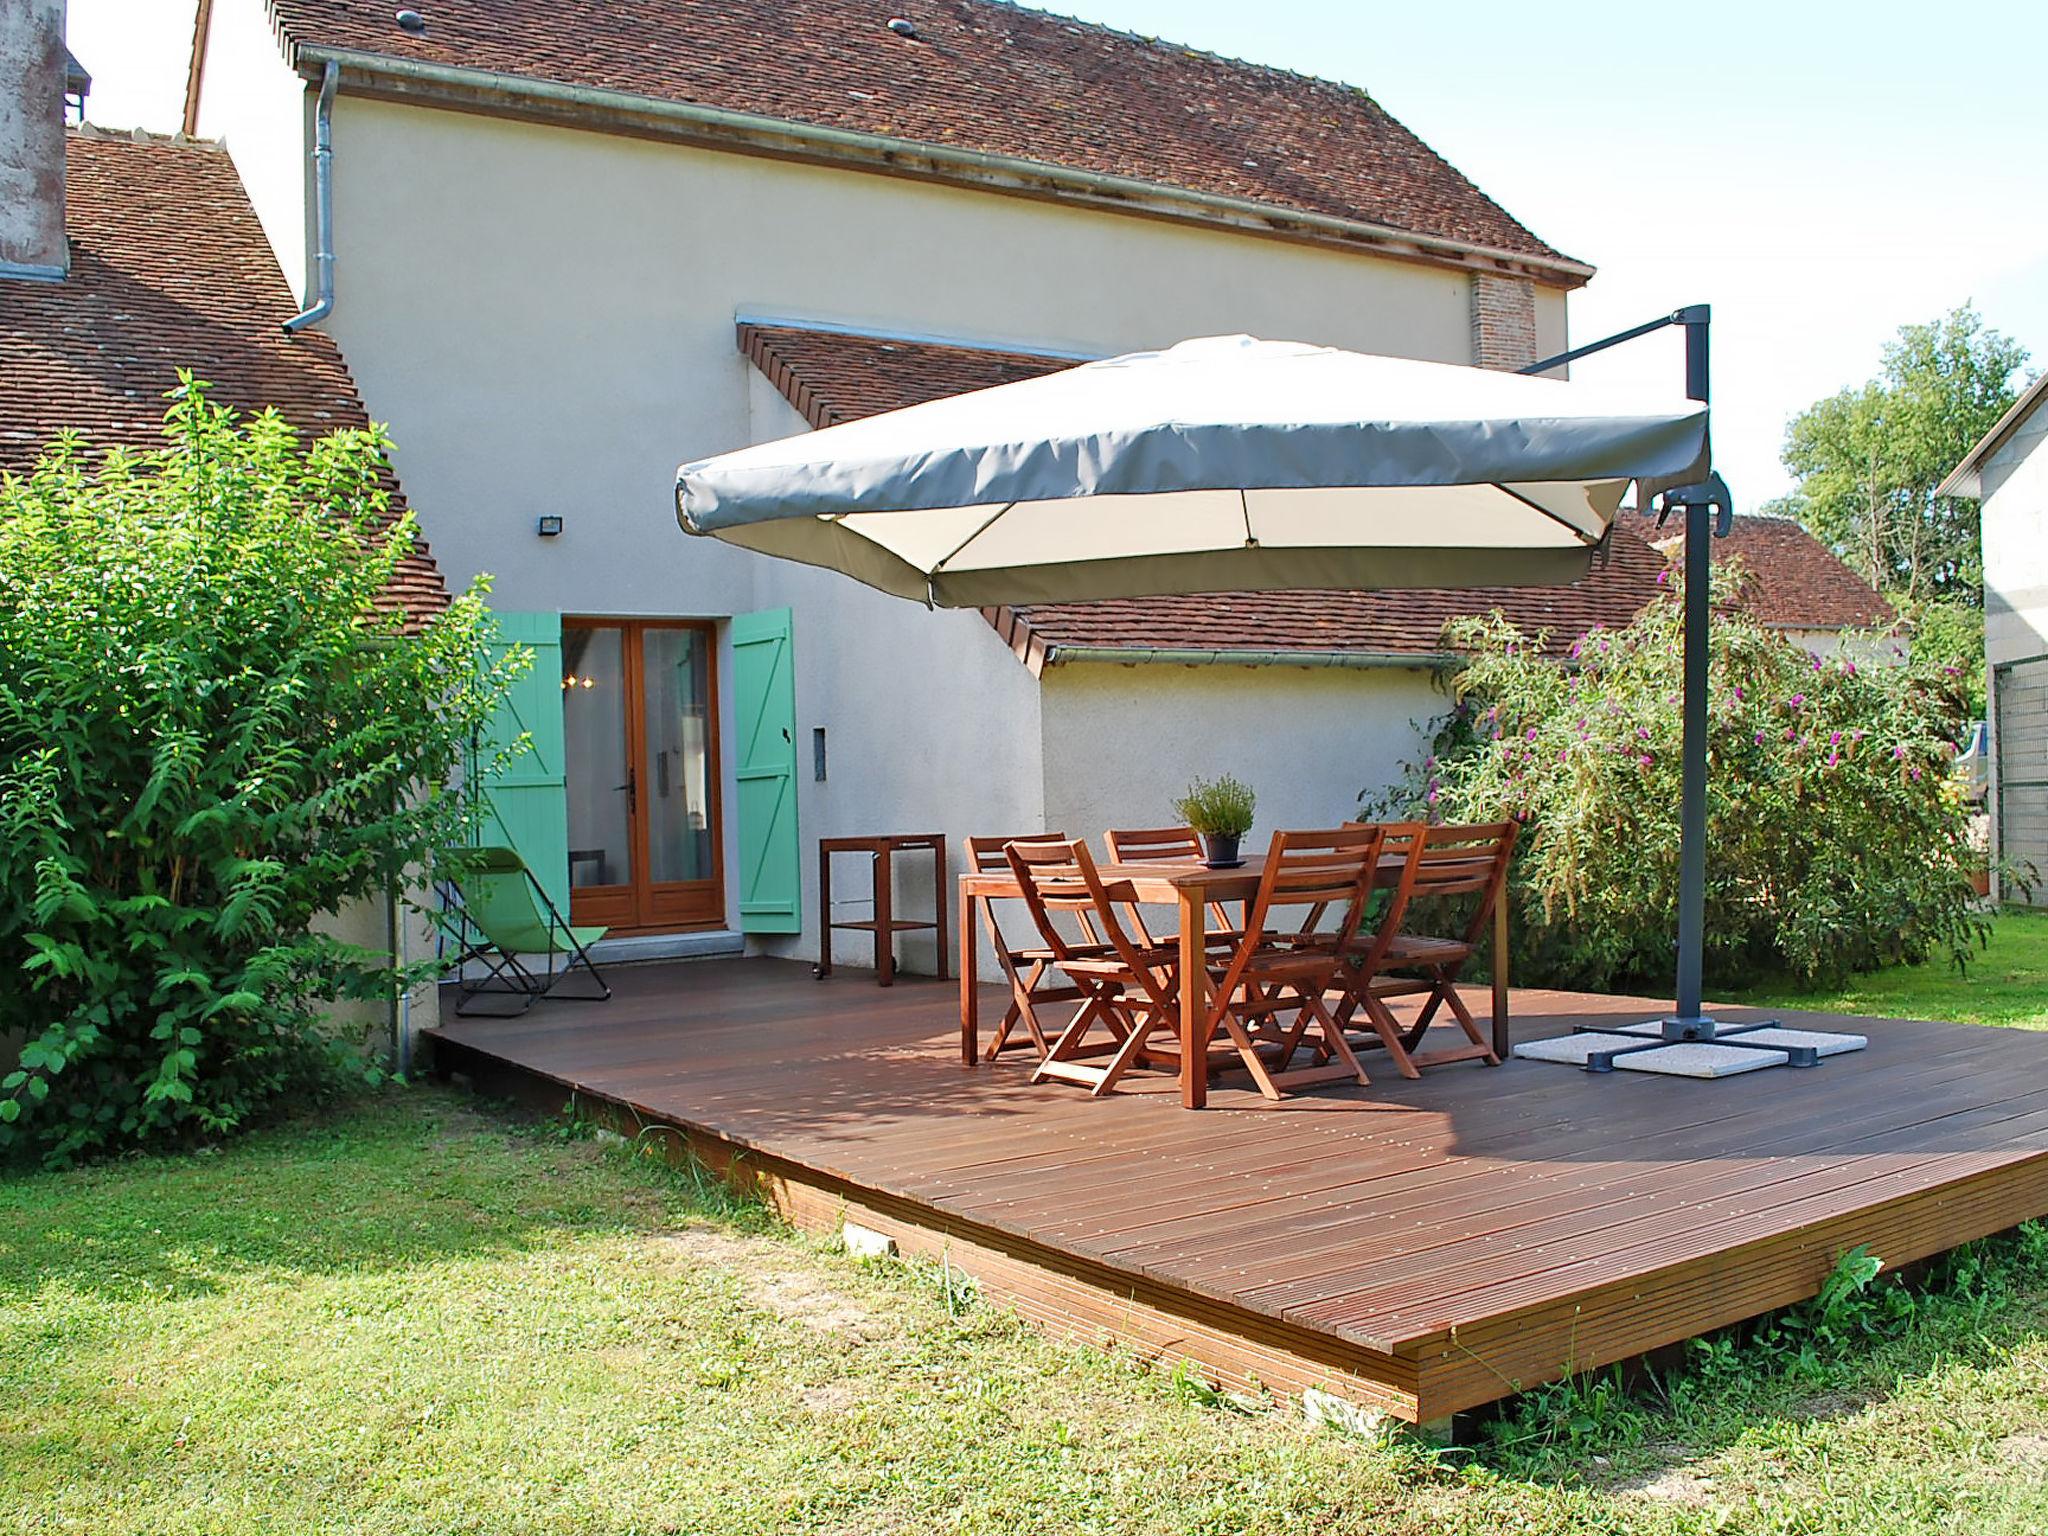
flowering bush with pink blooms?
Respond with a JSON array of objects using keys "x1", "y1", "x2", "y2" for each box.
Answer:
[{"x1": 1373, "y1": 574, "x2": 1989, "y2": 991}]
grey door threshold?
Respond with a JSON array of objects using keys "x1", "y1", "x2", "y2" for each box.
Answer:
[{"x1": 586, "y1": 929, "x2": 746, "y2": 965}]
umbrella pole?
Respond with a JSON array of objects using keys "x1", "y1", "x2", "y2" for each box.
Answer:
[
  {"x1": 1657, "y1": 314, "x2": 1766, "y2": 1042},
  {"x1": 1528, "y1": 308, "x2": 1784, "y2": 1054},
  {"x1": 1672, "y1": 313, "x2": 1712, "y2": 1032}
]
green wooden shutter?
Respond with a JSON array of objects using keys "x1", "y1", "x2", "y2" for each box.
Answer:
[
  {"x1": 732, "y1": 607, "x2": 801, "y2": 934},
  {"x1": 472, "y1": 611, "x2": 571, "y2": 918}
]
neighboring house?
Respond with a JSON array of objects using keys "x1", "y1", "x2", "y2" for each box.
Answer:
[
  {"x1": 1943, "y1": 370, "x2": 2048, "y2": 904},
  {"x1": 0, "y1": 56, "x2": 453, "y2": 1033}
]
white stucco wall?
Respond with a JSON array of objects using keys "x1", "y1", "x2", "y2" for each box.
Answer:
[
  {"x1": 743, "y1": 382, "x2": 1045, "y2": 971},
  {"x1": 315, "y1": 888, "x2": 440, "y2": 1064},
  {"x1": 1531, "y1": 288, "x2": 1568, "y2": 371},
  {"x1": 1983, "y1": 410, "x2": 2048, "y2": 670},
  {"x1": 189, "y1": 0, "x2": 309, "y2": 302},
  {"x1": 313, "y1": 97, "x2": 1483, "y2": 618},
  {"x1": 304, "y1": 98, "x2": 1494, "y2": 951},
  {"x1": 1039, "y1": 660, "x2": 1448, "y2": 843},
  {"x1": 1773, "y1": 627, "x2": 1902, "y2": 664},
  {"x1": 1024, "y1": 660, "x2": 1446, "y2": 962}
]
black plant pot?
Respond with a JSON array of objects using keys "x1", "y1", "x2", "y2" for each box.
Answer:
[{"x1": 1199, "y1": 831, "x2": 1242, "y2": 867}]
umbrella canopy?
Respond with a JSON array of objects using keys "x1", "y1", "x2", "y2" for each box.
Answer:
[{"x1": 676, "y1": 335, "x2": 1710, "y2": 607}]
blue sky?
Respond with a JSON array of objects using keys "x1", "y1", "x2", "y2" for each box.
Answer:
[{"x1": 71, "y1": 0, "x2": 2048, "y2": 509}]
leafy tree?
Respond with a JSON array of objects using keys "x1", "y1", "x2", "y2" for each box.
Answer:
[
  {"x1": 0, "y1": 380, "x2": 525, "y2": 1165},
  {"x1": 1769, "y1": 306, "x2": 2027, "y2": 605},
  {"x1": 1371, "y1": 572, "x2": 1988, "y2": 993},
  {"x1": 1909, "y1": 597, "x2": 1988, "y2": 722}
]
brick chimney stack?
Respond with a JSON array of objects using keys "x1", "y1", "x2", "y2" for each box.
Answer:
[{"x1": 0, "y1": 0, "x2": 69, "y2": 281}]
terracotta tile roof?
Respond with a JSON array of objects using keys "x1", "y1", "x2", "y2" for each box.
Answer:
[
  {"x1": 263, "y1": 0, "x2": 1576, "y2": 273},
  {"x1": 740, "y1": 320, "x2": 1688, "y2": 663},
  {"x1": 997, "y1": 532, "x2": 1674, "y2": 663},
  {"x1": 1629, "y1": 511, "x2": 1894, "y2": 631},
  {"x1": 740, "y1": 322, "x2": 1087, "y2": 430},
  {"x1": 0, "y1": 130, "x2": 449, "y2": 625}
]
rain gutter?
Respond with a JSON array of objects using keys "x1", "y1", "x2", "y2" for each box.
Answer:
[
  {"x1": 289, "y1": 45, "x2": 1594, "y2": 289},
  {"x1": 1043, "y1": 645, "x2": 1457, "y2": 671}
]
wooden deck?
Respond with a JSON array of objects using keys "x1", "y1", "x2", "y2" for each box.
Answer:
[{"x1": 428, "y1": 958, "x2": 2048, "y2": 1423}]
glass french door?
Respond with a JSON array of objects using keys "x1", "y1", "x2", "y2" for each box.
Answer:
[{"x1": 561, "y1": 619, "x2": 723, "y2": 932}]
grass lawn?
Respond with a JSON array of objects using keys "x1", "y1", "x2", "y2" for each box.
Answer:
[
  {"x1": 8, "y1": 1087, "x2": 2048, "y2": 1534},
  {"x1": 1731, "y1": 906, "x2": 2048, "y2": 1030}
]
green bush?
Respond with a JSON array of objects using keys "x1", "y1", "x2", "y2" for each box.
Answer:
[
  {"x1": 1370, "y1": 572, "x2": 1987, "y2": 992},
  {"x1": 0, "y1": 380, "x2": 521, "y2": 1165}
]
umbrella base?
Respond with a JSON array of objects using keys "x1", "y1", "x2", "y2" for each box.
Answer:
[
  {"x1": 1654, "y1": 1014, "x2": 1729, "y2": 1043},
  {"x1": 1565, "y1": 1017, "x2": 1809, "y2": 1072}
]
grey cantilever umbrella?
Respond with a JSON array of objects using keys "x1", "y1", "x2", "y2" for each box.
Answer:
[
  {"x1": 678, "y1": 330, "x2": 1730, "y2": 1055},
  {"x1": 676, "y1": 335, "x2": 1709, "y2": 608}
]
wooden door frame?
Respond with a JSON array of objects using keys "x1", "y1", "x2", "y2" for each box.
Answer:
[{"x1": 563, "y1": 617, "x2": 726, "y2": 935}]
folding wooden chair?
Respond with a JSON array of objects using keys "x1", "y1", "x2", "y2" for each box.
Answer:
[
  {"x1": 1352, "y1": 821, "x2": 1518, "y2": 1072},
  {"x1": 1105, "y1": 825, "x2": 1245, "y2": 943},
  {"x1": 1313, "y1": 821, "x2": 1434, "y2": 1077},
  {"x1": 1198, "y1": 827, "x2": 1383, "y2": 1100},
  {"x1": 1104, "y1": 826, "x2": 1204, "y2": 862},
  {"x1": 966, "y1": 832, "x2": 1096, "y2": 1061},
  {"x1": 1004, "y1": 838, "x2": 1183, "y2": 1096}
]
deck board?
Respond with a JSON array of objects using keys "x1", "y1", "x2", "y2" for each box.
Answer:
[{"x1": 428, "y1": 956, "x2": 2048, "y2": 1419}]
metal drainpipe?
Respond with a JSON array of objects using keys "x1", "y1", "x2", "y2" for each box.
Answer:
[
  {"x1": 283, "y1": 61, "x2": 339, "y2": 336},
  {"x1": 385, "y1": 877, "x2": 402, "y2": 1070},
  {"x1": 395, "y1": 880, "x2": 413, "y2": 1076}
]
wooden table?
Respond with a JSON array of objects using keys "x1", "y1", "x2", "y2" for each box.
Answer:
[
  {"x1": 958, "y1": 856, "x2": 1509, "y2": 1108},
  {"x1": 818, "y1": 834, "x2": 947, "y2": 986}
]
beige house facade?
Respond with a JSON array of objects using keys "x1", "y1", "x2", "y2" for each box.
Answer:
[{"x1": 185, "y1": 0, "x2": 1597, "y2": 975}]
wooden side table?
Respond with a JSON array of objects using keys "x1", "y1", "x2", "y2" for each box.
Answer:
[{"x1": 816, "y1": 834, "x2": 948, "y2": 985}]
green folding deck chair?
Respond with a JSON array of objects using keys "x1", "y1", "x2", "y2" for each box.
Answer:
[{"x1": 439, "y1": 846, "x2": 611, "y2": 1016}]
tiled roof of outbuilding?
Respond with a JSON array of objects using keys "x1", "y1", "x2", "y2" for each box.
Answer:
[
  {"x1": 1630, "y1": 511, "x2": 1893, "y2": 631},
  {"x1": 995, "y1": 534, "x2": 1674, "y2": 663},
  {"x1": 0, "y1": 130, "x2": 448, "y2": 624},
  {"x1": 1017, "y1": 508, "x2": 1904, "y2": 668},
  {"x1": 260, "y1": 0, "x2": 1579, "y2": 275}
]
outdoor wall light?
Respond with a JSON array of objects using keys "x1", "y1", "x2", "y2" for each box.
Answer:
[{"x1": 536, "y1": 515, "x2": 564, "y2": 537}]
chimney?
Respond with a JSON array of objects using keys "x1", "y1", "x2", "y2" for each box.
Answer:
[{"x1": 0, "y1": 0, "x2": 69, "y2": 281}]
